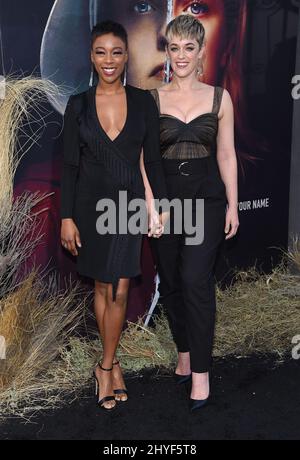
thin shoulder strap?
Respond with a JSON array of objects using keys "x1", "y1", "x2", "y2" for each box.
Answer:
[
  {"x1": 149, "y1": 88, "x2": 161, "y2": 113},
  {"x1": 212, "y1": 86, "x2": 224, "y2": 115}
]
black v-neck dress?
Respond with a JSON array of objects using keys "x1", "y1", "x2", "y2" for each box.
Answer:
[{"x1": 60, "y1": 84, "x2": 167, "y2": 298}]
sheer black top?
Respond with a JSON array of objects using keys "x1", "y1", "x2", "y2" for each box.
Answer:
[{"x1": 150, "y1": 87, "x2": 224, "y2": 160}]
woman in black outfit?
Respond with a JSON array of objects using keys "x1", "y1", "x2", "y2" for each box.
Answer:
[
  {"x1": 148, "y1": 15, "x2": 239, "y2": 412},
  {"x1": 60, "y1": 21, "x2": 166, "y2": 411}
]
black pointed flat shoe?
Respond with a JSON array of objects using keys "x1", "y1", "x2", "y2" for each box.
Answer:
[
  {"x1": 174, "y1": 373, "x2": 192, "y2": 385},
  {"x1": 190, "y1": 397, "x2": 209, "y2": 412}
]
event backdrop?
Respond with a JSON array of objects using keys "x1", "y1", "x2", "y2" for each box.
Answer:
[
  {"x1": 0, "y1": 0, "x2": 299, "y2": 319},
  {"x1": 289, "y1": 8, "x2": 300, "y2": 245}
]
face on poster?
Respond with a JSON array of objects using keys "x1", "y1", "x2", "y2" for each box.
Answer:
[
  {"x1": 99, "y1": 0, "x2": 228, "y2": 89},
  {"x1": 41, "y1": 0, "x2": 246, "y2": 113}
]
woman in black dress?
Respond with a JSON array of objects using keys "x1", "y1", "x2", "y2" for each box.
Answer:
[
  {"x1": 148, "y1": 15, "x2": 239, "y2": 411},
  {"x1": 60, "y1": 21, "x2": 166, "y2": 411}
]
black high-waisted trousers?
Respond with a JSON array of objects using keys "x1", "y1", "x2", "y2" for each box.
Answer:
[{"x1": 151, "y1": 157, "x2": 227, "y2": 373}]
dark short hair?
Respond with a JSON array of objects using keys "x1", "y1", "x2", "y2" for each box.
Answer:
[
  {"x1": 166, "y1": 14, "x2": 205, "y2": 49},
  {"x1": 91, "y1": 21, "x2": 128, "y2": 49}
]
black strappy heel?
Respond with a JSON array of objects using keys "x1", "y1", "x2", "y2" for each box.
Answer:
[
  {"x1": 112, "y1": 360, "x2": 128, "y2": 402},
  {"x1": 93, "y1": 363, "x2": 116, "y2": 411}
]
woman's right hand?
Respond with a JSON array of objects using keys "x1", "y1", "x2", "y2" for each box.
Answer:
[{"x1": 61, "y1": 219, "x2": 82, "y2": 256}]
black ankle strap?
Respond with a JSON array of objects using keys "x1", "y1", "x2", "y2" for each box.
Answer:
[
  {"x1": 99, "y1": 362, "x2": 113, "y2": 372},
  {"x1": 113, "y1": 360, "x2": 120, "y2": 366}
]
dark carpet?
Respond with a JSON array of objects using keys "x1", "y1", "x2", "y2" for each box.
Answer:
[{"x1": 1, "y1": 356, "x2": 300, "y2": 440}]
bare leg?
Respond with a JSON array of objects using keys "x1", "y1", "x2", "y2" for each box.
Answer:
[
  {"x1": 101, "y1": 278, "x2": 129, "y2": 366},
  {"x1": 94, "y1": 280, "x2": 108, "y2": 343},
  {"x1": 105, "y1": 279, "x2": 129, "y2": 401},
  {"x1": 176, "y1": 352, "x2": 191, "y2": 376},
  {"x1": 94, "y1": 279, "x2": 129, "y2": 409},
  {"x1": 191, "y1": 372, "x2": 210, "y2": 400}
]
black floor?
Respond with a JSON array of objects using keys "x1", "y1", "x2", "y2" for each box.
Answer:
[{"x1": 1, "y1": 356, "x2": 300, "y2": 440}]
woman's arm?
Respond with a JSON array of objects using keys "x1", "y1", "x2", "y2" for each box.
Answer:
[
  {"x1": 140, "y1": 150, "x2": 163, "y2": 238},
  {"x1": 142, "y1": 91, "x2": 168, "y2": 202},
  {"x1": 139, "y1": 150, "x2": 154, "y2": 204},
  {"x1": 60, "y1": 96, "x2": 82, "y2": 255},
  {"x1": 142, "y1": 91, "x2": 170, "y2": 236},
  {"x1": 60, "y1": 96, "x2": 80, "y2": 218},
  {"x1": 216, "y1": 89, "x2": 239, "y2": 240}
]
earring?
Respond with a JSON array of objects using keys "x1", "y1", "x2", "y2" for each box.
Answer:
[
  {"x1": 197, "y1": 61, "x2": 204, "y2": 77},
  {"x1": 164, "y1": 58, "x2": 171, "y2": 84},
  {"x1": 123, "y1": 64, "x2": 127, "y2": 87},
  {"x1": 89, "y1": 63, "x2": 95, "y2": 87}
]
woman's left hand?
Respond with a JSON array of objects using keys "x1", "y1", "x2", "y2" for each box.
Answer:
[
  {"x1": 145, "y1": 195, "x2": 161, "y2": 238},
  {"x1": 148, "y1": 208, "x2": 164, "y2": 238},
  {"x1": 225, "y1": 206, "x2": 239, "y2": 240}
]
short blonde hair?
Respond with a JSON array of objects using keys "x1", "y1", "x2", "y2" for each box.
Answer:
[{"x1": 166, "y1": 14, "x2": 205, "y2": 49}]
